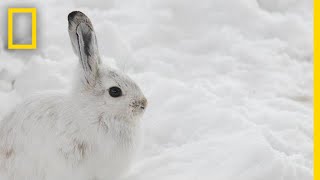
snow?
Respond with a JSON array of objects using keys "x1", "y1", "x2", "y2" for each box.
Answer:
[{"x1": 0, "y1": 0, "x2": 313, "y2": 179}]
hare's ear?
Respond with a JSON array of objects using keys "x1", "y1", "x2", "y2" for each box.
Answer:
[{"x1": 68, "y1": 11, "x2": 101, "y2": 88}]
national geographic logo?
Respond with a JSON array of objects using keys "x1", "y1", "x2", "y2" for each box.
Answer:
[{"x1": 7, "y1": 8, "x2": 37, "y2": 50}]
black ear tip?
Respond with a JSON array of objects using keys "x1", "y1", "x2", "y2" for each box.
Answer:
[{"x1": 68, "y1": 11, "x2": 84, "y2": 21}]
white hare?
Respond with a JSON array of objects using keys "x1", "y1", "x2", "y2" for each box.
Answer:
[{"x1": 0, "y1": 11, "x2": 147, "y2": 180}]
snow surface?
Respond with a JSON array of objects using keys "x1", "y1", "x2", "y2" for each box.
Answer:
[{"x1": 0, "y1": 0, "x2": 313, "y2": 179}]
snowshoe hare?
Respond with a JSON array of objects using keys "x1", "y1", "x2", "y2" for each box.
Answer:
[{"x1": 0, "y1": 11, "x2": 147, "y2": 180}]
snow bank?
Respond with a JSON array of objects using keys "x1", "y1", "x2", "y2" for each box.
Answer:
[{"x1": 0, "y1": 0, "x2": 313, "y2": 179}]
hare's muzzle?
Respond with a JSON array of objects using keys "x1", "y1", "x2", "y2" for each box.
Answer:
[
  {"x1": 140, "y1": 97, "x2": 148, "y2": 110},
  {"x1": 130, "y1": 97, "x2": 148, "y2": 112}
]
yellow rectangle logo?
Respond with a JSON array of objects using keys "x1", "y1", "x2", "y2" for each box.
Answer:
[{"x1": 8, "y1": 8, "x2": 37, "y2": 49}]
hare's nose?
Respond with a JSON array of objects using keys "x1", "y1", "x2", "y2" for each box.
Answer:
[{"x1": 140, "y1": 97, "x2": 148, "y2": 110}]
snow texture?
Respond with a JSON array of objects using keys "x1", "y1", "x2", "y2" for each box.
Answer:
[{"x1": 0, "y1": 0, "x2": 313, "y2": 179}]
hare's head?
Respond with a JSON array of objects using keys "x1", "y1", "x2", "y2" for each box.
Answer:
[{"x1": 68, "y1": 11, "x2": 147, "y2": 119}]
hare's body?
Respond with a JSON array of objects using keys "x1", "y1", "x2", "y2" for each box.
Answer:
[
  {"x1": 0, "y1": 11, "x2": 147, "y2": 180},
  {"x1": 0, "y1": 91, "x2": 141, "y2": 180}
]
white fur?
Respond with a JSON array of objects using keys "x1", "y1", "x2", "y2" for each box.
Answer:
[{"x1": 0, "y1": 11, "x2": 147, "y2": 180}]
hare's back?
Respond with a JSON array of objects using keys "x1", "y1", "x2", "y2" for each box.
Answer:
[{"x1": 0, "y1": 92, "x2": 67, "y2": 156}]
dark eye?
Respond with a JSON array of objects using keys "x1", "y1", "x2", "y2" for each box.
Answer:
[{"x1": 109, "y1": 86, "x2": 122, "y2": 97}]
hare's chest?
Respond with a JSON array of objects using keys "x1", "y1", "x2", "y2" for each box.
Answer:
[{"x1": 78, "y1": 121, "x2": 141, "y2": 178}]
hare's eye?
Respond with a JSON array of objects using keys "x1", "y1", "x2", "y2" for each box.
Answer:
[{"x1": 109, "y1": 86, "x2": 122, "y2": 98}]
